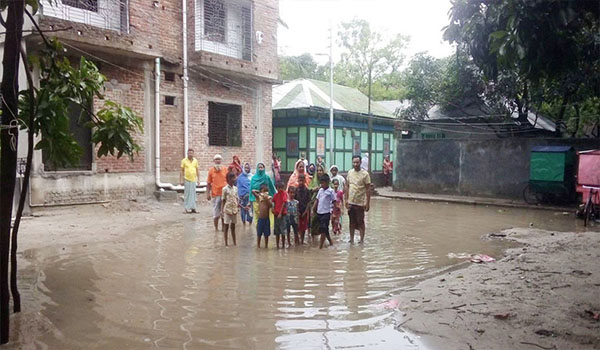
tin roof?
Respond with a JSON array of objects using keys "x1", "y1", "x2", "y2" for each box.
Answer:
[{"x1": 272, "y1": 79, "x2": 394, "y2": 118}]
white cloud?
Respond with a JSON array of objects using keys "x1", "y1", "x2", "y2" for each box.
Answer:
[{"x1": 278, "y1": 0, "x2": 455, "y2": 63}]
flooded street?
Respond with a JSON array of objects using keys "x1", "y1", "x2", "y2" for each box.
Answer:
[{"x1": 14, "y1": 198, "x2": 591, "y2": 349}]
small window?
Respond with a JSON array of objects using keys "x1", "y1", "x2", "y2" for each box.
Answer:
[
  {"x1": 208, "y1": 101, "x2": 242, "y2": 147},
  {"x1": 61, "y1": 0, "x2": 98, "y2": 12},
  {"x1": 421, "y1": 132, "x2": 445, "y2": 139},
  {"x1": 164, "y1": 72, "x2": 175, "y2": 82},
  {"x1": 165, "y1": 96, "x2": 176, "y2": 106},
  {"x1": 43, "y1": 101, "x2": 93, "y2": 171},
  {"x1": 204, "y1": 0, "x2": 226, "y2": 43}
]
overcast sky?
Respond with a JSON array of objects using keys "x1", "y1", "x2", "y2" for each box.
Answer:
[{"x1": 278, "y1": 0, "x2": 455, "y2": 64}]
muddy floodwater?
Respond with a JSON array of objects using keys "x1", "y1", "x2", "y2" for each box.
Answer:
[{"x1": 14, "y1": 199, "x2": 590, "y2": 349}]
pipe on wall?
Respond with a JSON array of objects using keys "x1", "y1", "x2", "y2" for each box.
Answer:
[
  {"x1": 154, "y1": 58, "x2": 205, "y2": 192},
  {"x1": 182, "y1": 0, "x2": 189, "y2": 154}
]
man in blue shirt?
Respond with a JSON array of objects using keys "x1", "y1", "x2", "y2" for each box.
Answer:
[{"x1": 313, "y1": 174, "x2": 337, "y2": 249}]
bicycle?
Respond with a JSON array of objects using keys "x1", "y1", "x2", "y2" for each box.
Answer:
[
  {"x1": 522, "y1": 183, "x2": 571, "y2": 206},
  {"x1": 580, "y1": 186, "x2": 600, "y2": 227}
]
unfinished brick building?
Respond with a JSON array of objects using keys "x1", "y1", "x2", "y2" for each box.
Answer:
[{"x1": 17, "y1": 0, "x2": 278, "y2": 205}]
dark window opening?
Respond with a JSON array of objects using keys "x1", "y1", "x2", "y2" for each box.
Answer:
[
  {"x1": 164, "y1": 72, "x2": 175, "y2": 82},
  {"x1": 120, "y1": 0, "x2": 129, "y2": 33},
  {"x1": 421, "y1": 132, "x2": 446, "y2": 140},
  {"x1": 208, "y1": 101, "x2": 242, "y2": 147},
  {"x1": 165, "y1": 95, "x2": 176, "y2": 106},
  {"x1": 62, "y1": 0, "x2": 98, "y2": 12},
  {"x1": 241, "y1": 5, "x2": 252, "y2": 61},
  {"x1": 43, "y1": 101, "x2": 93, "y2": 171},
  {"x1": 204, "y1": 0, "x2": 226, "y2": 43}
]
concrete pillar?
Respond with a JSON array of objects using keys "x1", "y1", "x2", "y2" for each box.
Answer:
[
  {"x1": 143, "y1": 61, "x2": 156, "y2": 195},
  {"x1": 255, "y1": 83, "x2": 263, "y2": 166}
]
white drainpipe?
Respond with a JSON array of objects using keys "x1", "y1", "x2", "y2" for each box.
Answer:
[
  {"x1": 182, "y1": 0, "x2": 189, "y2": 153},
  {"x1": 155, "y1": 59, "x2": 206, "y2": 192},
  {"x1": 154, "y1": 58, "x2": 177, "y2": 190}
]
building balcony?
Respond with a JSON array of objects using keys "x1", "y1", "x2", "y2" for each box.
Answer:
[
  {"x1": 192, "y1": 0, "x2": 279, "y2": 82},
  {"x1": 40, "y1": 0, "x2": 129, "y2": 33},
  {"x1": 194, "y1": 0, "x2": 253, "y2": 61}
]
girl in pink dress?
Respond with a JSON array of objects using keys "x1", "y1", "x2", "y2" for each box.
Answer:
[{"x1": 331, "y1": 179, "x2": 344, "y2": 235}]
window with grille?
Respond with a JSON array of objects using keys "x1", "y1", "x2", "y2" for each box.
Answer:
[
  {"x1": 196, "y1": 0, "x2": 253, "y2": 61},
  {"x1": 204, "y1": 0, "x2": 226, "y2": 43},
  {"x1": 208, "y1": 101, "x2": 242, "y2": 147},
  {"x1": 43, "y1": 101, "x2": 93, "y2": 171},
  {"x1": 61, "y1": 0, "x2": 98, "y2": 12}
]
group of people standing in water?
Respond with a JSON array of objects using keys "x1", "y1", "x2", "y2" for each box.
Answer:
[{"x1": 180, "y1": 150, "x2": 372, "y2": 249}]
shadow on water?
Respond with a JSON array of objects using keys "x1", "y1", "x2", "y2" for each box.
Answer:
[{"x1": 15, "y1": 199, "x2": 591, "y2": 349}]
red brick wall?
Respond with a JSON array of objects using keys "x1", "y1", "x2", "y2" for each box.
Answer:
[
  {"x1": 94, "y1": 65, "x2": 147, "y2": 173},
  {"x1": 161, "y1": 77, "x2": 272, "y2": 174},
  {"x1": 35, "y1": 0, "x2": 278, "y2": 176},
  {"x1": 39, "y1": 0, "x2": 279, "y2": 79}
]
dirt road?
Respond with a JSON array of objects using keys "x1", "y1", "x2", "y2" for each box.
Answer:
[{"x1": 395, "y1": 228, "x2": 600, "y2": 350}]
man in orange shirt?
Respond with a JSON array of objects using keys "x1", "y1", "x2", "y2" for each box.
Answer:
[{"x1": 207, "y1": 154, "x2": 228, "y2": 230}]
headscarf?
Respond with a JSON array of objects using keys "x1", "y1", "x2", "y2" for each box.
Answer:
[
  {"x1": 228, "y1": 155, "x2": 242, "y2": 176},
  {"x1": 361, "y1": 153, "x2": 369, "y2": 171},
  {"x1": 309, "y1": 164, "x2": 327, "y2": 190},
  {"x1": 237, "y1": 162, "x2": 252, "y2": 197},
  {"x1": 271, "y1": 153, "x2": 281, "y2": 183},
  {"x1": 307, "y1": 163, "x2": 316, "y2": 176},
  {"x1": 287, "y1": 159, "x2": 312, "y2": 190},
  {"x1": 383, "y1": 156, "x2": 393, "y2": 174},
  {"x1": 316, "y1": 156, "x2": 326, "y2": 170},
  {"x1": 329, "y1": 165, "x2": 346, "y2": 190},
  {"x1": 250, "y1": 163, "x2": 275, "y2": 201}
]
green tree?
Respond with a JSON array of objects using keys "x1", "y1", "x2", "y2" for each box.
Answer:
[
  {"x1": 336, "y1": 19, "x2": 409, "y2": 104},
  {"x1": 399, "y1": 49, "x2": 506, "y2": 125},
  {"x1": 437, "y1": 48, "x2": 486, "y2": 111},
  {"x1": 279, "y1": 53, "x2": 328, "y2": 81},
  {"x1": 444, "y1": 0, "x2": 600, "y2": 135},
  {"x1": 0, "y1": 3, "x2": 143, "y2": 343},
  {"x1": 399, "y1": 53, "x2": 445, "y2": 120}
]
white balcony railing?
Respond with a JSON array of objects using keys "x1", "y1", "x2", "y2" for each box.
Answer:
[
  {"x1": 41, "y1": 0, "x2": 128, "y2": 33},
  {"x1": 194, "y1": 0, "x2": 253, "y2": 61}
]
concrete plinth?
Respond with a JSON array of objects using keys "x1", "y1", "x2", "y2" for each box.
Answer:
[{"x1": 154, "y1": 190, "x2": 179, "y2": 202}]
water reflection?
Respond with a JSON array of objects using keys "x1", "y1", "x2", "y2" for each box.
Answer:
[{"x1": 15, "y1": 199, "x2": 592, "y2": 349}]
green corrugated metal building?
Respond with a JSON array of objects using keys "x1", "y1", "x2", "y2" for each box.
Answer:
[{"x1": 272, "y1": 79, "x2": 396, "y2": 173}]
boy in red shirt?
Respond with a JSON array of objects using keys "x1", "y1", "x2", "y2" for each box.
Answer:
[{"x1": 272, "y1": 181, "x2": 289, "y2": 249}]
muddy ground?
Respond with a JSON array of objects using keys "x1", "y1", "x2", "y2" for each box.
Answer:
[
  {"x1": 8, "y1": 197, "x2": 600, "y2": 349},
  {"x1": 396, "y1": 228, "x2": 600, "y2": 350}
]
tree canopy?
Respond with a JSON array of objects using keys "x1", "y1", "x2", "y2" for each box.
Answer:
[
  {"x1": 279, "y1": 53, "x2": 328, "y2": 82},
  {"x1": 444, "y1": 0, "x2": 600, "y2": 136},
  {"x1": 336, "y1": 19, "x2": 409, "y2": 102},
  {"x1": 0, "y1": 3, "x2": 143, "y2": 344},
  {"x1": 278, "y1": 19, "x2": 409, "y2": 102}
]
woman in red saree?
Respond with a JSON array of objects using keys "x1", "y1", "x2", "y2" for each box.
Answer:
[
  {"x1": 272, "y1": 152, "x2": 281, "y2": 184},
  {"x1": 286, "y1": 159, "x2": 312, "y2": 190},
  {"x1": 383, "y1": 155, "x2": 393, "y2": 187},
  {"x1": 228, "y1": 155, "x2": 243, "y2": 176}
]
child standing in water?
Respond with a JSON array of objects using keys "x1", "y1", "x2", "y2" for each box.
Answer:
[
  {"x1": 313, "y1": 174, "x2": 337, "y2": 249},
  {"x1": 331, "y1": 179, "x2": 344, "y2": 235},
  {"x1": 252, "y1": 184, "x2": 272, "y2": 248},
  {"x1": 286, "y1": 186, "x2": 299, "y2": 246},
  {"x1": 295, "y1": 174, "x2": 311, "y2": 245},
  {"x1": 221, "y1": 172, "x2": 239, "y2": 246},
  {"x1": 272, "y1": 181, "x2": 289, "y2": 249}
]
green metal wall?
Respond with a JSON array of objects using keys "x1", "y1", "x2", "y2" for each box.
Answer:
[{"x1": 273, "y1": 126, "x2": 394, "y2": 173}]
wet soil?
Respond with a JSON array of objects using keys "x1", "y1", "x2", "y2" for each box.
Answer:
[
  {"x1": 395, "y1": 228, "x2": 600, "y2": 350},
  {"x1": 7, "y1": 197, "x2": 594, "y2": 349}
]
